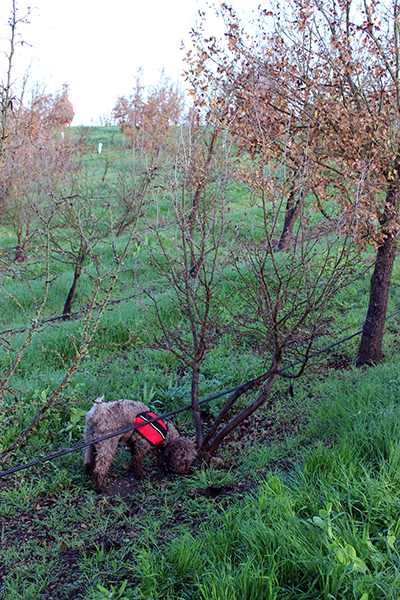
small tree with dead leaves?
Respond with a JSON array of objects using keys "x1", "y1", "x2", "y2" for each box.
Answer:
[
  {"x1": 112, "y1": 70, "x2": 184, "y2": 236},
  {"x1": 1, "y1": 84, "x2": 75, "y2": 262},
  {"x1": 186, "y1": 0, "x2": 400, "y2": 367},
  {"x1": 114, "y1": 69, "x2": 184, "y2": 163}
]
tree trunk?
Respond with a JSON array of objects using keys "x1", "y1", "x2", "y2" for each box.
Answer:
[
  {"x1": 14, "y1": 245, "x2": 25, "y2": 263},
  {"x1": 357, "y1": 173, "x2": 399, "y2": 366},
  {"x1": 356, "y1": 232, "x2": 398, "y2": 366},
  {"x1": 276, "y1": 189, "x2": 302, "y2": 252},
  {"x1": 201, "y1": 369, "x2": 279, "y2": 460},
  {"x1": 188, "y1": 129, "x2": 218, "y2": 274},
  {"x1": 0, "y1": 197, "x2": 5, "y2": 226},
  {"x1": 62, "y1": 256, "x2": 84, "y2": 320},
  {"x1": 14, "y1": 233, "x2": 25, "y2": 263},
  {"x1": 191, "y1": 356, "x2": 204, "y2": 448}
]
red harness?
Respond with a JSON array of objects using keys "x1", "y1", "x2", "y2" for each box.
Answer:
[{"x1": 134, "y1": 412, "x2": 168, "y2": 446}]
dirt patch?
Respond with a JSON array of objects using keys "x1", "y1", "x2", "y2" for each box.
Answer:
[
  {"x1": 194, "y1": 484, "x2": 235, "y2": 499},
  {"x1": 102, "y1": 472, "x2": 140, "y2": 499},
  {"x1": 325, "y1": 352, "x2": 353, "y2": 370}
]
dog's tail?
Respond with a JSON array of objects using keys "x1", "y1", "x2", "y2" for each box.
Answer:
[{"x1": 93, "y1": 395, "x2": 105, "y2": 404}]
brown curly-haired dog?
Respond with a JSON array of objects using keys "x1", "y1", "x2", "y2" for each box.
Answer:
[{"x1": 84, "y1": 397, "x2": 197, "y2": 492}]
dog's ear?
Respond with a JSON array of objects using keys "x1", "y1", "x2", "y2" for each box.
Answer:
[{"x1": 94, "y1": 396, "x2": 105, "y2": 404}]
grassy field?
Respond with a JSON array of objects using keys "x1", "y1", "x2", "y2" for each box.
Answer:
[{"x1": 1, "y1": 126, "x2": 400, "y2": 599}]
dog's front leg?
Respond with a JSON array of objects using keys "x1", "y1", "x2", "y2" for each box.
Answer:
[{"x1": 127, "y1": 438, "x2": 148, "y2": 478}]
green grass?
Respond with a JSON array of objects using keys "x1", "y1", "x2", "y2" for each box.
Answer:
[
  {"x1": 1, "y1": 126, "x2": 400, "y2": 599},
  {"x1": 3, "y1": 359, "x2": 400, "y2": 599},
  {"x1": 2, "y1": 364, "x2": 400, "y2": 599}
]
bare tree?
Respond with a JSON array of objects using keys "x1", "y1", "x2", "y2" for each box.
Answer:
[
  {"x1": 0, "y1": 193, "x2": 142, "y2": 460},
  {"x1": 0, "y1": 1, "x2": 31, "y2": 157},
  {"x1": 1, "y1": 84, "x2": 75, "y2": 262},
  {"x1": 50, "y1": 193, "x2": 112, "y2": 319},
  {"x1": 138, "y1": 110, "x2": 363, "y2": 461},
  {"x1": 198, "y1": 166, "x2": 362, "y2": 460},
  {"x1": 138, "y1": 119, "x2": 232, "y2": 447}
]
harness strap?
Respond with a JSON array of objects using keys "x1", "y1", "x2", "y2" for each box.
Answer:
[{"x1": 134, "y1": 411, "x2": 168, "y2": 446}]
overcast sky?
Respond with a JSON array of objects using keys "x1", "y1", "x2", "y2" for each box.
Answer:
[{"x1": 0, "y1": 0, "x2": 260, "y2": 125}]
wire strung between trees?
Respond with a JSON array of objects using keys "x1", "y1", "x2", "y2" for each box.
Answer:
[
  {"x1": 0, "y1": 284, "x2": 168, "y2": 338},
  {"x1": 0, "y1": 190, "x2": 253, "y2": 338},
  {"x1": 1, "y1": 306, "x2": 400, "y2": 479}
]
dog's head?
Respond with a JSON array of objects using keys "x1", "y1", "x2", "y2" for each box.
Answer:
[{"x1": 161, "y1": 437, "x2": 197, "y2": 474}]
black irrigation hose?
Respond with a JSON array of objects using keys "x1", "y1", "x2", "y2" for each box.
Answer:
[
  {"x1": 0, "y1": 394, "x2": 235, "y2": 478},
  {"x1": 1, "y1": 306, "x2": 400, "y2": 479}
]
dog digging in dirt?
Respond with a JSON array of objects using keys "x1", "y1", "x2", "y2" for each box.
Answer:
[{"x1": 84, "y1": 396, "x2": 197, "y2": 492}]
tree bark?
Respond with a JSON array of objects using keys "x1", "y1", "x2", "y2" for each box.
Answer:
[
  {"x1": 14, "y1": 245, "x2": 25, "y2": 263},
  {"x1": 201, "y1": 369, "x2": 279, "y2": 460},
  {"x1": 356, "y1": 232, "x2": 398, "y2": 366},
  {"x1": 191, "y1": 356, "x2": 204, "y2": 448},
  {"x1": 276, "y1": 189, "x2": 302, "y2": 252},
  {"x1": 188, "y1": 129, "x2": 218, "y2": 275},
  {"x1": 62, "y1": 247, "x2": 86, "y2": 320},
  {"x1": 357, "y1": 174, "x2": 399, "y2": 366},
  {"x1": 0, "y1": 197, "x2": 5, "y2": 226},
  {"x1": 14, "y1": 233, "x2": 25, "y2": 263}
]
